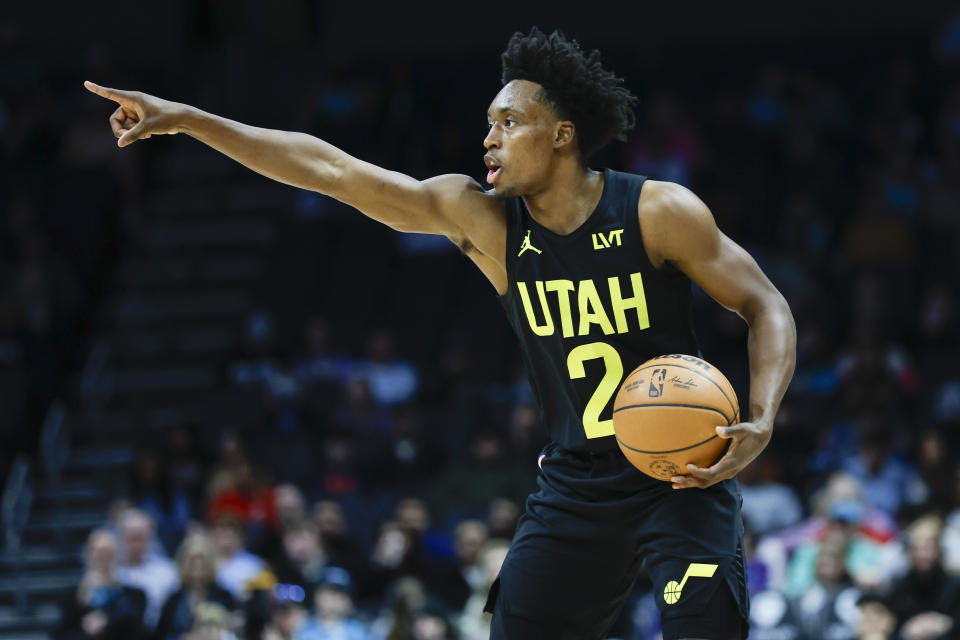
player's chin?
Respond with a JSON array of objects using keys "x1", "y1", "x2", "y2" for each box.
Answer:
[{"x1": 490, "y1": 180, "x2": 520, "y2": 199}]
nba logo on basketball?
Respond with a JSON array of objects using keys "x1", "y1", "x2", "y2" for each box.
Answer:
[{"x1": 648, "y1": 369, "x2": 666, "y2": 398}]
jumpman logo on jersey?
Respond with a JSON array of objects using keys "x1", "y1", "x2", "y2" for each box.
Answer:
[{"x1": 518, "y1": 230, "x2": 542, "y2": 257}]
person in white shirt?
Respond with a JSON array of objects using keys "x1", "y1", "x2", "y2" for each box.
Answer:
[
  {"x1": 211, "y1": 516, "x2": 266, "y2": 600},
  {"x1": 114, "y1": 508, "x2": 180, "y2": 628}
]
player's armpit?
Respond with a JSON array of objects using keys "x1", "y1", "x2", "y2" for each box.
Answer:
[{"x1": 460, "y1": 246, "x2": 509, "y2": 295}]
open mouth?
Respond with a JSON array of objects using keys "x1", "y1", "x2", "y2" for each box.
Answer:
[{"x1": 484, "y1": 156, "x2": 502, "y2": 184}]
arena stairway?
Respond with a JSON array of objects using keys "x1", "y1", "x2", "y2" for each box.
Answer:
[{"x1": 1, "y1": 153, "x2": 290, "y2": 637}]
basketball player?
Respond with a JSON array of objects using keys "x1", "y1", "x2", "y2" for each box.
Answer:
[{"x1": 86, "y1": 28, "x2": 796, "y2": 640}]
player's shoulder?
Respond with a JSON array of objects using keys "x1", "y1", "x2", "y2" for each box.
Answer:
[
  {"x1": 422, "y1": 173, "x2": 505, "y2": 214},
  {"x1": 638, "y1": 179, "x2": 709, "y2": 216},
  {"x1": 638, "y1": 179, "x2": 715, "y2": 232},
  {"x1": 422, "y1": 174, "x2": 507, "y2": 260},
  {"x1": 637, "y1": 180, "x2": 719, "y2": 265}
]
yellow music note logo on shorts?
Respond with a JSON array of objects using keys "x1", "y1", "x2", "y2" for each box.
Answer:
[{"x1": 663, "y1": 562, "x2": 718, "y2": 605}]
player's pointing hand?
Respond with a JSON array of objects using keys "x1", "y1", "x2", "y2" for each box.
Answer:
[
  {"x1": 84, "y1": 81, "x2": 183, "y2": 147},
  {"x1": 670, "y1": 419, "x2": 773, "y2": 490}
]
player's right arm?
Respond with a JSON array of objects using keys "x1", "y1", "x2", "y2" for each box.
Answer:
[{"x1": 82, "y1": 82, "x2": 506, "y2": 267}]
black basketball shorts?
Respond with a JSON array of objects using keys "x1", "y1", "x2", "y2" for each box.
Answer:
[{"x1": 484, "y1": 442, "x2": 749, "y2": 640}]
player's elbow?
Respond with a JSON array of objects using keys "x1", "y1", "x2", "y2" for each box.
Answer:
[
  {"x1": 310, "y1": 154, "x2": 347, "y2": 196},
  {"x1": 742, "y1": 287, "x2": 794, "y2": 334}
]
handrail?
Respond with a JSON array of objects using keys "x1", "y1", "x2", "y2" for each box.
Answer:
[
  {"x1": 1, "y1": 453, "x2": 33, "y2": 614},
  {"x1": 1, "y1": 453, "x2": 31, "y2": 551},
  {"x1": 40, "y1": 400, "x2": 68, "y2": 482},
  {"x1": 80, "y1": 339, "x2": 111, "y2": 416},
  {"x1": 39, "y1": 400, "x2": 69, "y2": 549}
]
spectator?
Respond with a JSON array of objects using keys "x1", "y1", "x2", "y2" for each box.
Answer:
[
  {"x1": 792, "y1": 533, "x2": 862, "y2": 640},
  {"x1": 389, "y1": 498, "x2": 472, "y2": 609},
  {"x1": 842, "y1": 417, "x2": 927, "y2": 518},
  {"x1": 353, "y1": 328, "x2": 419, "y2": 407},
  {"x1": 130, "y1": 448, "x2": 192, "y2": 555},
  {"x1": 208, "y1": 460, "x2": 279, "y2": 532},
  {"x1": 156, "y1": 534, "x2": 237, "y2": 640},
  {"x1": 382, "y1": 405, "x2": 447, "y2": 490},
  {"x1": 293, "y1": 567, "x2": 368, "y2": 640},
  {"x1": 272, "y1": 521, "x2": 328, "y2": 595},
  {"x1": 366, "y1": 520, "x2": 424, "y2": 603},
  {"x1": 739, "y1": 451, "x2": 804, "y2": 536},
  {"x1": 207, "y1": 432, "x2": 251, "y2": 499},
  {"x1": 856, "y1": 599, "x2": 896, "y2": 640},
  {"x1": 331, "y1": 377, "x2": 394, "y2": 436},
  {"x1": 486, "y1": 499, "x2": 520, "y2": 540},
  {"x1": 458, "y1": 540, "x2": 509, "y2": 640},
  {"x1": 275, "y1": 483, "x2": 307, "y2": 532},
  {"x1": 506, "y1": 402, "x2": 546, "y2": 468},
  {"x1": 745, "y1": 588, "x2": 800, "y2": 640},
  {"x1": 211, "y1": 516, "x2": 268, "y2": 601},
  {"x1": 114, "y1": 509, "x2": 180, "y2": 629},
  {"x1": 53, "y1": 529, "x2": 147, "y2": 640},
  {"x1": 944, "y1": 477, "x2": 960, "y2": 573},
  {"x1": 261, "y1": 589, "x2": 308, "y2": 640},
  {"x1": 410, "y1": 602, "x2": 457, "y2": 640},
  {"x1": 181, "y1": 602, "x2": 238, "y2": 640},
  {"x1": 910, "y1": 430, "x2": 957, "y2": 518},
  {"x1": 431, "y1": 428, "x2": 532, "y2": 519},
  {"x1": 883, "y1": 516, "x2": 960, "y2": 640},
  {"x1": 624, "y1": 91, "x2": 702, "y2": 186},
  {"x1": 316, "y1": 431, "x2": 362, "y2": 496},
  {"x1": 312, "y1": 500, "x2": 365, "y2": 576},
  {"x1": 166, "y1": 425, "x2": 206, "y2": 518},
  {"x1": 783, "y1": 500, "x2": 890, "y2": 598},
  {"x1": 454, "y1": 520, "x2": 489, "y2": 594},
  {"x1": 294, "y1": 316, "x2": 352, "y2": 385},
  {"x1": 368, "y1": 577, "x2": 427, "y2": 640}
]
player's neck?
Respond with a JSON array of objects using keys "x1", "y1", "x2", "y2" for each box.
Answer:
[{"x1": 522, "y1": 162, "x2": 604, "y2": 236}]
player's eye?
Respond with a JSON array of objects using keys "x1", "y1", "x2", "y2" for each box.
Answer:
[{"x1": 505, "y1": 118, "x2": 516, "y2": 127}]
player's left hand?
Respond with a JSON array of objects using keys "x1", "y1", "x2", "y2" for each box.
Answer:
[{"x1": 670, "y1": 420, "x2": 772, "y2": 489}]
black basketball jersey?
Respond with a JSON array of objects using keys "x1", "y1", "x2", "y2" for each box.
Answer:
[{"x1": 499, "y1": 169, "x2": 700, "y2": 453}]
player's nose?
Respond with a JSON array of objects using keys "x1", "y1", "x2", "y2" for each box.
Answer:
[{"x1": 483, "y1": 127, "x2": 500, "y2": 150}]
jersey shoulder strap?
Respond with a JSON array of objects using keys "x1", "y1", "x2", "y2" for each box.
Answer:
[{"x1": 502, "y1": 196, "x2": 526, "y2": 284}]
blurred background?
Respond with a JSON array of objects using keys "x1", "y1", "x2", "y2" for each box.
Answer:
[{"x1": 2, "y1": 1, "x2": 960, "y2": 638}]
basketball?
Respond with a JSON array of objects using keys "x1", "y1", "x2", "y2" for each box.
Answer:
[{"x1": 612, "y1": 354, "x2": 739, "y2": 481}]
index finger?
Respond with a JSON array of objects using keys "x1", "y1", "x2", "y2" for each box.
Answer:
[
  {"x1": 83, "y1": 81, "x2": 134, "y2": 104},
  {"x1": 671, "y1": 473, "x2": 708, "y2": 490}
]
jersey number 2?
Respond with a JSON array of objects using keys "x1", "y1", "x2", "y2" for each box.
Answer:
[{"x1": 566, "y1": 342, "x2": 624, "y2": 439}]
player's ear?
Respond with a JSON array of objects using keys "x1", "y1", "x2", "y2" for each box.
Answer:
[{"x1": 554, "y1": 120, "x2": 575, "y2": 150}]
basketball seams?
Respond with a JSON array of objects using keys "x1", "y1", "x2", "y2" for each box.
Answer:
[
  {"x1": 627, "y1": 361, "x2": 737, "y2": 423},
  {"x1": 615, "y1": 433, "x2": 719, "y2": 455},
  {"x1": 612, "y1": 402, "x2": 733, "y2": 426}
]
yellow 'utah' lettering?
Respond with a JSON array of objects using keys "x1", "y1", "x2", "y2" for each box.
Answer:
[
  {"x1": 577, "y1": 280, "x2": 615, "y2": 336},
  {"x1": 517, "y1": 272, "x2": 649, "y2": 338},
  {"x1": 516, "y1": 281, "x2": 554, "y2": 336},
  {"x1": 545, "y1": 280, "x2": 576, "y2": 338},
  {"x1": 608, "y1": 273, "x2": 650, "y2": 332}
]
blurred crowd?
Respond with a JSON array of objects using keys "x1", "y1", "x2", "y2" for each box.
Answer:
[
  {"x1": 0, "y1": 26, "x2": 132, "y2": 477},
  {"x1": 52, "y1": 483, "x2": 516, "y2": 640},
  {"x1": 4, "y1": 11, "x2": 960, "y2": 640}
]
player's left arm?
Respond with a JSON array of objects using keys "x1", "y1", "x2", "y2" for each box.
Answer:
[{"x1": 638, "y1": 180, "x2": 797, "y2": 489}]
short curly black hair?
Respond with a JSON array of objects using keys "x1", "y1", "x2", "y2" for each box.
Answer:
[{"x1": 501, "y1": 27, "x2": 638, "y2": 158}]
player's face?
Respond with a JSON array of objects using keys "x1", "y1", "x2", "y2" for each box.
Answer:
[{"x1": 483, "y1": 80, "x2": 562, "y2": 197}]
